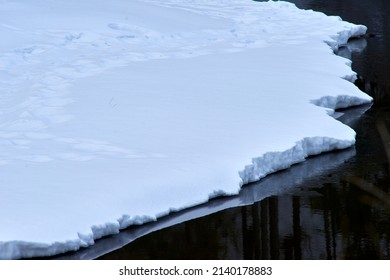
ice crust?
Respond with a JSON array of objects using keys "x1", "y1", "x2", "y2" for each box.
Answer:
[{"x1": 0, "y1": 0, "x2": 372, "y2": 259}]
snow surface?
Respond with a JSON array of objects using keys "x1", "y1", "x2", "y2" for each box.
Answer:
[{"x1": 0, "y1": 0, "x2": 372, "y2": 259}]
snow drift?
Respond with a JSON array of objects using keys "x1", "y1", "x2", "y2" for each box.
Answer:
[{"x1": 0, "y1": 0, "x2": 372, "y2": 259}]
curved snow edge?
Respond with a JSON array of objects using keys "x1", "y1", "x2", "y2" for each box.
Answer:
[
  {"x1": 239, "y1": 136, "x2": 354, "y2": 186},
  {"x1": 238, "y1": 20, "x2": 372, "y2": 186},
  {"x1": 326, "y1": 22, "x2": 367, "y2": 50}
]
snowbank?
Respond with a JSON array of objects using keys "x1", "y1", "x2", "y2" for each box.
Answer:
[{"x1": 0, "y1": 0, "x2": 371, "y2": 259}]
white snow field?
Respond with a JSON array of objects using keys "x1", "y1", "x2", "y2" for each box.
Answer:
[{"x1": 0, "y1": 0, "x2": 372, "y2": 259}]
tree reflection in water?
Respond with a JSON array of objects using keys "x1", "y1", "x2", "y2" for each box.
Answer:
[{"x1": 97, "y1": 179, "x2": 389, "y2": 260}]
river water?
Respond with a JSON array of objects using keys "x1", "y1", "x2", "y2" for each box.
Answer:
[{"x1": 50, "y1": 0, "x2": 390, "y2": 260}]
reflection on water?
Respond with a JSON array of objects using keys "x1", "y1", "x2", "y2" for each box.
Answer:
[{"x1": 50, "y1": 0, "x2": 390, "y2": 260}]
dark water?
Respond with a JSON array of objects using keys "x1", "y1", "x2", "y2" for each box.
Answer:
[{"x1": 51, "y1": 0, "x2": 390, "y2": 260}]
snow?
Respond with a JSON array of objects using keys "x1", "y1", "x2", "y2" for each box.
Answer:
[{"x1": 0, "y1": 0, "x2": 372, "y2": 259}]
